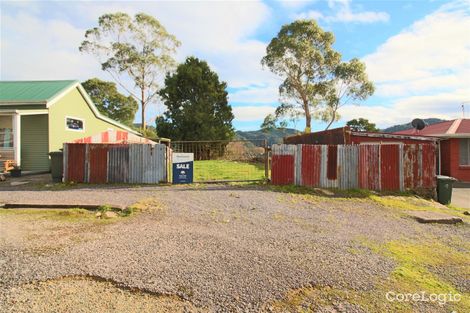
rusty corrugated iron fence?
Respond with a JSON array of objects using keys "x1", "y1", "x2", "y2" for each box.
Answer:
[
  {"x1": 271, "y1": 144, "x2": 436, "y2": 191},
  {"x1": 63, "y1": 143, "x2": 168, "y2": 184}
]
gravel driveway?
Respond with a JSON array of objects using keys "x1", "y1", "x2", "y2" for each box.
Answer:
[{"x1": 0, "y1": 183, "x2": 468, "y2": 312}]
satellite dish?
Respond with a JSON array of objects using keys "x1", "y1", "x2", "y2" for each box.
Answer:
[{"x1": 411, "y1": 118, "x2": 426, "y2": 131}]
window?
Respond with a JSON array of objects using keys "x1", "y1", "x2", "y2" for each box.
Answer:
[
  {"x1": 66, "y1": 117, "x2": 84, "y2": 131},
  {"x1": 459, "y1": 138, "x2": 470, "y2": 166},
  {"x1": 0, "y1": 116, "x2": 14, "y2": 149}
]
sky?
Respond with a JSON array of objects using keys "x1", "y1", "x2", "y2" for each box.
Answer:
[{"x1": 1, "y1": 0, "x2": 470, "y2": 131}]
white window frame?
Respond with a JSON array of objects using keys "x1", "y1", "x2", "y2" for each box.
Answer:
[{"x1": 65, "y1": 116, "x2": 85, "y2": 132}]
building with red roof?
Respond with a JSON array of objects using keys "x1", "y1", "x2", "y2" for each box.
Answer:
[{"x1": 395, "y1": 119, "x2": 470, "y2": 182}]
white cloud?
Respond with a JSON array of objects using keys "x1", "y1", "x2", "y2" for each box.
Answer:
[
  {"x1": 0, "y1": 13, "x2": 101, "y2": 80},
  {"x1": 232, "y1": 105, "x2": 276, "y2": 121},
  {"x1": 296, "y1": 0, "x2": 389, "y2": 23},
  {"x1": 296, "y1": 10, "x2": 325, "y2": 20},
  {"x1": 0, "y1": 1, "x2": 277, "y2": 126},
  {"x1": 340, "y1": 88, "x2": 470, "y2": 127},
  {"x1": 279, "y1": 1, "x2": 315, "y2": 10},
  {"x1": 363, "y1": 7, "x2": 470, "y2": 84},
  {"x1": 229, "y1": 82, "x2": 280, "y2": 104},
  {"x1": 349, "y1": 1, "x2": 470, "y2": 127}
]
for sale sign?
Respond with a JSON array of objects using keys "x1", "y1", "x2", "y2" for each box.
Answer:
[{"x1": 172, "y1": 153, "x2": 194, "y2": 184}]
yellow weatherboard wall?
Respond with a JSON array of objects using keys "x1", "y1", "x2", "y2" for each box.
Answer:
[{"x1": 48, "y1": 87, "x2": 129, "y2": 151}]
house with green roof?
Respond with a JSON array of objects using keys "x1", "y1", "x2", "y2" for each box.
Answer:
[{"x1": 0, "y1": 80, "x2": 141, "y2": 172}]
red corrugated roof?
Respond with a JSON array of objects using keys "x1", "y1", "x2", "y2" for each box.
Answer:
[{"x1": 394, "y1": 119, "x2": 470, "y2": 135}]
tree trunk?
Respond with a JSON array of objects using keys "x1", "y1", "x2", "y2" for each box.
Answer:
[
  {"x1": 304, "y1": 100, "x2": 311, "y2": 133},
  {"x1": 141, "y1": 86, "x2": 146, "y2": 130},
  {"x1": 141, "y1": 101, "x2": 146, "y2": 130},
  {"x1": 325, "y1": 111, "x2": 336, "y2": 130}
]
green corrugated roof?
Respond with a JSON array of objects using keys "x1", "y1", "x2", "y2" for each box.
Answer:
[{"x1": 0, "y1": 80, "x2": 77, "y2": 103}]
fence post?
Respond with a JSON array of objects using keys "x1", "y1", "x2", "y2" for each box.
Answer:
[
  {"x1": 167, "y1": 142, "x2": 172, "y2": 184},
  {"x1": 264, "y1": 139, "x2": 269, "y2": 181}
]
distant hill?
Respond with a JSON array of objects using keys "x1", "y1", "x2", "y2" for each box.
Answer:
[
  {"x1": 381, "y1": 118, "x2": 447, "y2": 133},
  {"x1": 236, "y1": 128, "x2": 299, "y2": 145}
]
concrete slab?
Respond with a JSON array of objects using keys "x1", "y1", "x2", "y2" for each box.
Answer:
[
  {"x1": 452, "y1": 183, "x2": 470, "y2": 209},
  {"x1": 407, "y1": 211, "x2": 463, "y2": 224}
]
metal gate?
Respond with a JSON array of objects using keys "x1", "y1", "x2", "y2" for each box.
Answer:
[{"x1": 171, "y1": 140, "x2": 269, "y2": 182}]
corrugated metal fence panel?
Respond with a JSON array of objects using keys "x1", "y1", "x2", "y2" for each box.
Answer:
[
  {"x1": 156, "y1": 144, "x2": 167, "y2": 183},
  {"x1": 301, "y1": 145, "x2": 321, "y2": 186},
  {"x1": 88, "y1": 144, "x2": 108, "y2": 184},
  {"x1": 142, "y1": 144, "x2": 167, "y2": 184},
  {"x1": 295, "y1": 145, "x2": 302, "y2": 185},
  {"x1": 403, "y1": 144, "x2": 418, "y2": 189},
  {"x1": 327, "y1": 145, "x2": 338, "y2": 180},
  {"x1": 129, "y1": 144, "x2": 144, "y2": 183},
  {"x1": 358, "y1": 145, "x2": 380, "y2": 190},
  {"x1": 64, "y1": 143, "x2": 168, "y2": 184},
  {"x1": 128, "y1": 144, "x2": 167, "y2": 184},
  {"x1": 380, "y1": 145, "x2": 400, "y2": 191},
  {"x1": 271, "y1": 143, "x2": 436, "y2": 192},
  {"x1": 338, "y1": 145, "x2": 359, "y2": 189},
  {"x1": 421, "y1": 144, "x2": 436, "y2": 188},
  {"x1": 65, "y1": 143, "x2": 86, "y2": 183},
  {"x1": 271, "y1": 144, "x2": 296, "y2": 185},
  {"x1": 320, "y1": 145, "x2": 338, "y2": 188},
  {"x1": 108, "y1": 145, "x2": 129, "y2": 183}
]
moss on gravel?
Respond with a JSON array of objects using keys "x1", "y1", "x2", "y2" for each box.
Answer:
[
  {"x1": 357, "y1": 238, "x2": 470, "y2": 312},
  {"x1": 269, "y1": 234, "x2": 469, "y2": 312},
  {"x1": 128, "y1": 198, "x2": 164, "y2": 212},
  {"x1": 0, "y1": 208, "x2": 103, "y2": 222}
]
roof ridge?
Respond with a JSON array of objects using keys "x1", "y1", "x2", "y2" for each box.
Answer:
[{"x1": 446, "y1": 119, "x2": 462, "y2": 134}]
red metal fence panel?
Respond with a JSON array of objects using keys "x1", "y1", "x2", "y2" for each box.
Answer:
[
  {"x1": 65, "y1": 144, "x2": 86, "y2": 183},
  {"x1": 272, "y1": 155, "x2": 295, "y2": 185},
  {"x1": 327, "y1": 145, "x2": 338, "y2": 180},
  {"x1": 380, "y1": 145, "x2": 400, "y2": 191},
  {"x1": 271, "y1": 145, "x2": 296, "y2": 185},
  {"x1": 358, "y1": 145, "x2": 380, "y2": 190},
  {"x1": 88, "y1": 145, "x2": 109, "y2": 184},
  {"x1": 301, "y1": 145, "x2": 321, "y2": 186}
]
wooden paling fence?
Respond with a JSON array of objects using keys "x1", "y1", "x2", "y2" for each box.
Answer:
[{"x1": 271, "y1": 144, "x2": 436, "y2": 192}]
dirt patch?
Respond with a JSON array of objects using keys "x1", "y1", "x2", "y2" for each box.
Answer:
[{"x1": 3, "y1": 276, "x2": 207, "y2": 313}]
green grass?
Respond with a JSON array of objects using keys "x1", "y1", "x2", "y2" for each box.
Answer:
[
  {"x1": 0, "y1": 208, "x2": 103, "y2": 223},
  {"x1": 193, "y1": 160, "x2": 266, "y2": 182}
]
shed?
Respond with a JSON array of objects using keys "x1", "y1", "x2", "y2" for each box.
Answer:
[{"x1": 284, "y1": 126, "x2": 438, "y2": 145}]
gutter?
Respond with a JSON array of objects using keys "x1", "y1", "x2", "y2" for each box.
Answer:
[
  {"x1": 431, "y1": 134, "x2": 470, "y2": 138},
  {"x1": 351, "y1": 131, "x2": 440, "y2": 142}
]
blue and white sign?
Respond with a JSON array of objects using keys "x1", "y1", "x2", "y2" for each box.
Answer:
[{"x1": 172, "y1": 153, "x2": 194, "y2": 184}]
